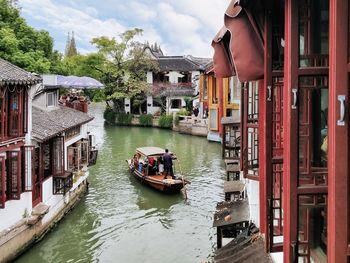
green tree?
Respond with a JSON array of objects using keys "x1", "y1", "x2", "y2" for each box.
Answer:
[
  {"x1": 91, "y1": 29, "x2": 158, "y2": 113},
  {"x1": 0, "y1": 0, "x2": 63, "y2": 73}
]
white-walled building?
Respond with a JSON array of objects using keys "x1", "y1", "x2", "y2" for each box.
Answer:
[
  {"x1": 0, "y1": 60, "x2": 98, "y2": 262},
  {"x1": 126, "y1": 45, "x2": 211, "y2": 115}
]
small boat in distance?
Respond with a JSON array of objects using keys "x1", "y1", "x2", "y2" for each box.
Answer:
[{"x1": 126, "y1": 147, "x2": 190, "y2": 194}]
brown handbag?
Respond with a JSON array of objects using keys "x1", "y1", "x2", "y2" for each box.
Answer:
[{"x1": 212, "y1": 0, "x2": 264, "y2": 82}]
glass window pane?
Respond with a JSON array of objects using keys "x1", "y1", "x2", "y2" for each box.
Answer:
[
  {"x1": 299, "y1": 0, "x2": 329, "y2": 68},
  {"x1": 298, "y1": 195, "x2": 327, "y2": 263}
]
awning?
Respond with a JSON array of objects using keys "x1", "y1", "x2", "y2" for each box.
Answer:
[
  {"x1": 57, "y1": 75, "x2": 104, "y2": 89},
  {"x1": 212, "y1": 0, "x2": 264, "y2": 82}
]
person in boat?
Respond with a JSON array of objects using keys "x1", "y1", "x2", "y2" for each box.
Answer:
[
  {"x1": 163, "y1": 149, "x2": 175, "y2": 179},
  {"x1": 148, "y1": 157, "x2": 157, "y2": 175},
  {"x1": 157, "y1": 157, "x2": 164, "y2": 175},
  {"x1": 131, "y1": 154, "x2": 138, "y2": 168}
]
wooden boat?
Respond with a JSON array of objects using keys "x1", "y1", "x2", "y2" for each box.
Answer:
[{"x1": 126, "y1": 147, "x2": 190, "y2": 194}]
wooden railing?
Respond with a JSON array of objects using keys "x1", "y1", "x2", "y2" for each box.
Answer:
[{"x1": 65, "y1": 101, "x2": 88, "y2": 113}]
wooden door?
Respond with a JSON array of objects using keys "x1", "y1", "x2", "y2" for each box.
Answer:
[{"x1": 32, "y1": 147, "x2": 41, "y2": 207}]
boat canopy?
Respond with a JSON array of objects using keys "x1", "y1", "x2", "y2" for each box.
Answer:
[{"x1": 136, "y1": 147, "x2": 168, "y2": 157}]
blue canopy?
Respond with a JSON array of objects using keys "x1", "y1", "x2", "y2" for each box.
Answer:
[{"x1": 57, "y1": 75, "x2": 104, "y2": 89}]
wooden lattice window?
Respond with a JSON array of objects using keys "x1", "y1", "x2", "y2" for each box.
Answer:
[
  {"x1": 298, "y1": 76, "x2": 328, "y2": 187},
  {"x1": 0, "y1": 157, "x2": 5, "y2": 208},
  {"x1": 272, "y1": 77, "x2": 284, "y2": 158},
  {"x1": 52, "y1": 137, "x2": 64, "y2": 176},
  {"x1": 68, "y1": 144, "x2": 80, "y2": 171},
  {"x1": 22, "y1": 146, "x2": 34, "y2": 192},
  {"x1": 270, "y1": 162, "x2": 284, "y2": 250},
  {"x1": 0, "y1": 87, "x2": 27, "y2": 142},
  {"x1": 8, "y1": 88, "x2": 21, "y2": 138},
  {"x1": 269, "y1": 77, "x2": 284, "y2": 252},
  {"x1": 42, "y1": 142, "x2": 51, "y2": 178},
  {"x1": 80, "y1": 140, "x2": 88, "y2": 164},
  {"x1": 53, "y1": 171, "x2": 73, "y2": 195},
  {"x1": 0, "y1": 88, "x2": 8, "y2": 141},
  {"x1": 223, "y1": 123, "x2": 240, "y2": 159},
  {"x1": 245, "y1": 82, "x2": 259, "y2": 177},
  {"x1": 6, "y1": 151, "x2": 21, "y2": 200},
  {"x1": 23, "y1": 89, "x2": 28, "y2": 134}
]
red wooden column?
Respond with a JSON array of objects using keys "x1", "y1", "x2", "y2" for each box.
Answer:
[
  {"x1": 218, "y1": 77, "x2": 224, "y2": 137},
  {"x1": 328, "y1": 0, "x2": 349, "y2": 262},
  {"x1": 283, "y1": 0, "x2": 298, "y2": 261},
  {"x1": 259, "y1": 0, "x2": 273, "y2": 249}
]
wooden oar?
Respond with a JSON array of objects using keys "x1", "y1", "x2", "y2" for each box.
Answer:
[{"x1": 176, "y1": 158, "x2": 188, "y2": 200}]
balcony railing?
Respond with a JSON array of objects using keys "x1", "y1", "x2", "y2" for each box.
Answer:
[
  {"x1": 53, "y1": 171, "x2": 73, "y2": 195},
  {"x1": 64, "y1": 101, "x2": 88, "y2": 113}
]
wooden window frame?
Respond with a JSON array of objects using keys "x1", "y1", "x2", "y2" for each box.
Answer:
[
  {"x1": 242, "y1": 82, "x2": 260, "y2": 180},
  {"x1": 0, "y1": 156, "x2": 5, "y2": 208},
  {"x1": 22, "y1": 146, "x2": 34, "y2": 192},
  {"x1": 6, "y1": 151, "x2": 22, "y2": 200},
  {"x1": 52, "y1": 136, "x2": 64, "y2": 176},
  {"x1": 46, "y1": 91, "x2": 57, "y2": 107}
]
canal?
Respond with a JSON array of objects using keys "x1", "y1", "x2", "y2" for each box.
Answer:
[{"x1": 16, "y1": 103, "x2": 225, "y2": 263}]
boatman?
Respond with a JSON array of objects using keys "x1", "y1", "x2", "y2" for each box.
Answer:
[{"x1": 163, "y1": 149, "x2": 175, "y2": 179}]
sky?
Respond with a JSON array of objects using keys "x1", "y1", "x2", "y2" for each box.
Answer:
[{"x1": 18, "y1": 0, "x2": 229, "y2": 58}]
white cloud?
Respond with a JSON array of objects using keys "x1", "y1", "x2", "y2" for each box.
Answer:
[
  {"x1": 18, "y1": 0, "x2": 229, "y2": 57},
  {"x1": 20, "y1": 0, "x2": 125, "y2": 44}
]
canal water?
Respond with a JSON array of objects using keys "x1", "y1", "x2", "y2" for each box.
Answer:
[{"x1": 16, "y1": 103, "x2": 225, "y2": 263}]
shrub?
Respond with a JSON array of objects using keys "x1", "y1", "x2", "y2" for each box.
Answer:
[
  {"x1": 177, "y1": 109, "x2": 189, "y2": 116},
  {"x1": 116, "y1": 112, "x2": 133, "y2": 125},
  {"x1": 158, "y1": 114, "x2": 173, "y2": 128},
  {"x1": 92, "y1": 90, "x2": 106, "y2": 102},
  {"x1": 103, "y1": 107, "x2": 116, "y2": 124},
  {"x1": 139, "y1": 114, "x2": 153, "y2": 127}
]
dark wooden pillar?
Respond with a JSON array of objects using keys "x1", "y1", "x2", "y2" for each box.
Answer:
[
  {"x1": 328, "y1": 0, "x2": 349, "y2": 262},
  {"x1": 283, "y1": 0, "x2": 299, "y2": 261}
]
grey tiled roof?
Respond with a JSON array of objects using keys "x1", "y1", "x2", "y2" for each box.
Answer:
[
  {"x1": 32, "y1": 106, "x2": 94, "y2": 142},
  {"x1": 157, "y1": 56, "x2": 204, "y2": 71},
  {"x1": 0, "y1": 58, "x2": 42, "y2": 85},
  {"x1": 159, "y1": 88, "x2": 195, "y2": 97}
]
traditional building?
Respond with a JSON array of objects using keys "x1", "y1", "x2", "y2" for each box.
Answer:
[
  {"x1": 199, "y1": 64, "x2": 240, "y2": 142},
  {"x1": 125, "y1": 45, "x2": 210, "y2": 115},
  {"x1": 0, "y1": 59, "x2": 97, "y2": 262},
  {"x1": 212, "y1": 0, "x2": 350, "y2": 262}
]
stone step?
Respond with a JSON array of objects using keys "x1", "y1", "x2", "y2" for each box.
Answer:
[{"x1": 32, "y1": 203, "x2": 50, "y2": 216}]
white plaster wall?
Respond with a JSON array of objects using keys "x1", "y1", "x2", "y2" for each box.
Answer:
[
  {"x1": 124, "y1": 98, "x2": 131, "y2": 114},
  {"x1": 41, "y1": 171, "x2": 90, "y2": 226},
  {"x1": 146, "y1": 72, "x2": 153, "y2": 84},
  {"x1": 33, "y1": 92, "x2": 46, "y2": 109},
  {"x1": 0, "y1": 192, "x2": 32, "y2": 232},
  {"x1": 246, "y1": 178, "x2": 260, "y2": 228},
  {"x1": 191, "y1": 71, "x2": 200, "y2": 94},
  {"x1": 42, "y1": 177, "x2": 64, "y2": 219},
  {"x1": 146, "y1": 96, "x2": 161, "y2": 115},
  {"x1": 166, "y1": 71, "x2": 183, "y2": 84}
]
